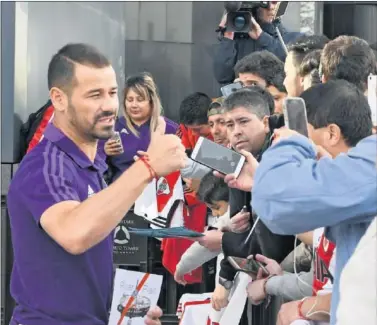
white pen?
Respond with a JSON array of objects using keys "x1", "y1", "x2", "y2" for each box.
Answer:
[{"x1": 244, "y1": 216, "x2": 260, "y2": 245}]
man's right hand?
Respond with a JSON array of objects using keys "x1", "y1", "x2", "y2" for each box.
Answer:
[
  {"x1": 104, "y1": 139, "x2": 123, "y2": 156},
  {"x1": 230, "y1": 209, "x2": 250, "y2": 233},
  {"x1": 253, "y1": 254, "x2": 283, "y2": 276},
  {"x1": 219, "y1": 13, "x2": 234, "y2": 40},
  {"x1": 139, "y1": 118, "x2": 186, "y2": 177}
]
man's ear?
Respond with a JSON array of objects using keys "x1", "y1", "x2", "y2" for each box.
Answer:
[
  {"x1": 50, "y1": 87, "x2": 68, "y2": 113},
  {"x1": 262, "y1": 115, "x2": 270, "y2": 133},
  {"x1": 327, "y1": 123, "x2": 342, "y2": 146}
]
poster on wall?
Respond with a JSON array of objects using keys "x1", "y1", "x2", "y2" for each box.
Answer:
[
  {"x1": 108, "y1": 269, "x2": 163, "y2": 325},
  {"x1": 113, "y1": 212, "x2": 149, "y2": 266}
]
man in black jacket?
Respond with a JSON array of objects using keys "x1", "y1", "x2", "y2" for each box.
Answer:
[
  {"x1": 213, "y1": 2, "x2": 302, "y2": 87},
  {"x1": 198, "y1": 88, "x2": 294, "y2": 313}
]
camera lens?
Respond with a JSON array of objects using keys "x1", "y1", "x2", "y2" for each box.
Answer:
[{"x1": 233, "y1": 15, "x2": 246, "y2": 31}]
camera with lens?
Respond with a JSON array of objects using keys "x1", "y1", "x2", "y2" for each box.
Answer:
[{"x1": 224, "y1": 1, "x2": 269, "y2": 33}]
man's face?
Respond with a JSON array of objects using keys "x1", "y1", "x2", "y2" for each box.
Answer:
[
  {"x1": 266, "y1": 85, "x2": 287, "y2": 114},
  {"x1": 239, "y1": 73, "x2": 286, "y2": 114},
  {"x1": 238, "y1": 73, "x2": 267, "y2": 88},
  {"x1": 284, "y1": 52, "x2": 303, "y2": 97},
  {"x1": 225, "y1": 107, "x2": 269, "y2": 154},
  {"x1": 187, "y1": 124, "x2": 212, "y2": 138},
  {"x1": 65, "y1": 63, "x2": 119, "y2": 140},
  {"x1": 258, "y1": 2, "x2": 279, "y2": 24},
  {"x1": 208, "y1": 113, "x2": 229, "y2": 146}
]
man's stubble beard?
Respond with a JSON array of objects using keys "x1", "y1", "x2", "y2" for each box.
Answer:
[{"x1": 67, "y1": 99, "x2": 114, "y2": 141}]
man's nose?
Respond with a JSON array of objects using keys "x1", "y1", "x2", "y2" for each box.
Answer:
[
  {"x1": 233, "y1": 124, "x2": 242, "y2": 136},
  {"x1": 102, "y1": 96, "x2": 119, "y2": 114},
  {"x1": 213, "y1": 125, "x2": 221, "y2": 134}
]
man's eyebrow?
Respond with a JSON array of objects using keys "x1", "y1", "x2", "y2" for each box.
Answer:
[
  {"x1": 85, "y1": 88, "x2": 102, "y2": 95},
  {"x1": 235, "y1": 116, "x2": 249, "y2": 122},
  {"x1": 85, "y1": 86, "x2": 118, "y2": 95}
]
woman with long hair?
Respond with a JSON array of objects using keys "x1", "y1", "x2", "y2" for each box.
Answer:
[{"x1": 103, "y1": 72, "x2": 178, "y2": 182}]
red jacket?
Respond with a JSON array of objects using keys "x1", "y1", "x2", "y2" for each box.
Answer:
[{"x1": 161, "y1": 124, "x2": 213, "y2": 284}]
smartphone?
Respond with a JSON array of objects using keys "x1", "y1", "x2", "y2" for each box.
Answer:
[
  {"x1": 221, "y1": 81, "x2": 243, "y2": 97},
  {"x1": 273, "y1": 1, "x2": 289, "y2": 20},
  {"x1": 368, "y1": 75, "x2": 377, "y2": 126},
  {"x1": 227, "y1": 256, "x2": 269, "y2": 279},
  {"x1": 283, "y1": 97, "x2": 309, "y2": 137},
  {"x1": 191, "y1": 137, "x2": 245, "y2": 177},
  {"x1": 111, "y1": 131, "x2": 124, "y2": 153}
]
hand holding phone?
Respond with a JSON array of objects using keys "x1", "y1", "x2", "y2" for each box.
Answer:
[
  {"x1": 105, "y1": 131, "x2": 124, "y2": 156},
  {"x1": 191, "y1": 137, "x2": 245, "y2": 178},
  {"x1": 227, "y1": 256, "x2": 269, "y2": 280},
  {"x1": 282, "y1": 97, "x2": 309, "y2": 137}
]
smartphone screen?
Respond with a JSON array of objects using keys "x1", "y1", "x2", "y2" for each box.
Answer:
[
  {"x1": 111, "y1": 131, "x2": 124, "y2": 153},
  {"x1": 273, "y1": 1, "x2": 289, "y2": 19},
  {"x1": 191, "y1": 137, "x2": 245, "y2": 177},
  {"x1": 221, "y1": 81, "x2": 243, "y2": 97},
  {"x1": 283, "y1": 97, "x2": 309, "y2": 137},
  {"x1": 227, "y1": 256, "x2": 269, "y2": 278},
  {"x1": 368, "y1": 75, "x2": 377, "y2": 126}
]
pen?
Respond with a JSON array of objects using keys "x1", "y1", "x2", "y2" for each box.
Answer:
[{"x1": 244, "y1": 216, "x2": 260, "y2": 245}]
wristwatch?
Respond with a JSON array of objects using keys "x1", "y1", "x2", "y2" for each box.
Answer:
[{"x1": 219, "y1": 277, "x2": 233, "y2": 290}]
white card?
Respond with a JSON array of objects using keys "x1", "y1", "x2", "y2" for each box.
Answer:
[{"x1": 108, "y1": 269, "x2": 163, "y2": 325}]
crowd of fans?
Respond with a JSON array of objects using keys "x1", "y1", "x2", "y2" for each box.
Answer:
[{"x1": 5, "y1": 4, "x2": 377, "y2": 325}]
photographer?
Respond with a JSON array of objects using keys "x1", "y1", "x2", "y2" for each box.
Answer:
[{"x1": 213, "y1": 1, "x2": 302, "y2": 87}]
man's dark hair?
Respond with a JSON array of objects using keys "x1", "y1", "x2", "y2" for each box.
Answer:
[
  {"x1": 243, "y1": 85, "x2": 275, "y2": 114},
  {"x1": 234, "y1": 50, "x2": 286, "y2": 93},
  {"x1": 321, "y1": 36, "x2": 376, "y2": 91},
  {"x1": 179, "y1": 92, "x2": 211, "y2": 125},
  {"x1": 300, "y1": 80, "x2": 372, "y2": 147},
  {"x1": 288, "y1": 34, "x2": 330, "y2": 68},
  {"x1": 299, "y1": 49, "x2": 322, "y2": 86},
  {"x1": 197, "y1": 172, "x2": 229, "y2": 205},
  {"x1": 48, "y1": 43, "x2": 111, "y2": 92},
  {"x1": 223, "y1": 88, "x2": 270, "y2": 119}
]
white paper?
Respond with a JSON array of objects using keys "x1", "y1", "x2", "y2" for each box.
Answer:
[
  {"x1": 220, "y1": 272, "x2": 250, "y2": 325},
  {"x1": 108, "y1": 269, "x2": 163, "y2": 325},
  {"x1": 368, "y1": 75, "x2": 377, "y2": 126}
]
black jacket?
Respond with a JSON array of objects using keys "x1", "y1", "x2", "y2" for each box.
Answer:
[
  {"x1": 219, "y1": 136, "x2": 296, "y2": 281},
  {"x1": 213, "y1": 20, "x2": 302, "y2": 87}
]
